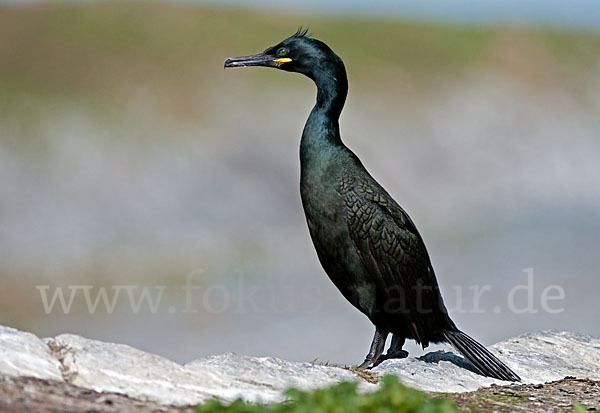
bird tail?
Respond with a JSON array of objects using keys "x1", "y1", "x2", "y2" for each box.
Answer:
[{"x1": 444, "y1": 330, "x2": 521, "y2": 382}]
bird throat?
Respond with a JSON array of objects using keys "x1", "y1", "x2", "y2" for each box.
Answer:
[
  {"x1": 314, "y1": 67, "x2": 348, "y2": 122},
  {"x1": 301, "y1": 65, "x2": 349, "y2": 155}
]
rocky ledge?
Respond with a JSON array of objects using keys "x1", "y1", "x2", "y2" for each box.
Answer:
[{"x1": 0, "y1": 326, "x2": 598, "y2": 408}]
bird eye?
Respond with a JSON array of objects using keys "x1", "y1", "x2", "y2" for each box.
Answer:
[{"x1": 277, "y1": 48, "x2": 288, "y2": 57}]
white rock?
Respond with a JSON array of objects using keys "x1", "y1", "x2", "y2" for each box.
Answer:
[
  {"x1": 373, "y1": 330, "x2": 600, "y2": 393},
  {"x1": 185, "y1": 353, "x2": 372, "y2": 402},
  {"x1": 373, "y1": 349, "x2": 502, "y2": 392},
  {"x1": 44, "y1": 334, "x2": 368, "y2": 406},
  {"x1": 0, "y1": 325, "x2": 63, "y2": 382},
  {"x1": 492, "y1": 331, "x2": 600, "y2": 383},
  {"x1": 45, "y1": 334, "x2": 220, "y2": 406},
  {"x1": 2, "y1": 325, "x2": 599, "y2": 406}
]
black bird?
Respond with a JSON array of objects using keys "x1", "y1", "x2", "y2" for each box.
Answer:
[{"x1": 224, "y1": 28, "x2": 520, "y2": 382}]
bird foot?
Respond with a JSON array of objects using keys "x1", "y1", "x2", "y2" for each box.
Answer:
[
  {"x1": 356, "y1": 350, "x2": 408, "y2": 370},
  {"x1": 372, "y1": 350, "x2": 409, "y2": 368},
  {"x1": 356, "y1": 357, "x2": 374, "y2": 370},
  {"x1": 356, "y1": 328, "x2": 389, "y2": 370}
]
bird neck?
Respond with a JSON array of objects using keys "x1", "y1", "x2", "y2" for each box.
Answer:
[
  {"x1": 314, "y1": 66, "x2": 348, "y2": 122},
  {"x1": 301, "y1": 64, "x2": 348, "y2": 155}
]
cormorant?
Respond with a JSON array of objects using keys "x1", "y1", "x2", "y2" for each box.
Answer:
[{"x1": 224, "y1": 28, "x2": 520, "y2": 382}]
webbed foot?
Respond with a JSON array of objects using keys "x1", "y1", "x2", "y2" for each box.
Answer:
[{"x1": 372, "y1": 349, "x2": 409, "y2": 367}]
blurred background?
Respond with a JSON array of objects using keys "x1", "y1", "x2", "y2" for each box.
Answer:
[{"x1": 1, "y1": 0, "x2": 599, "y2": 364}]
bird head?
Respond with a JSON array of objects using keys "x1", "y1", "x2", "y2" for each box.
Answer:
[{"x1": 224, "y1": 28, "x2": 342, "y2": 81}]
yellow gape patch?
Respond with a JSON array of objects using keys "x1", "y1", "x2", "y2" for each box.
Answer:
[{"x1": 273, "y1": 57, "x2": 292, "y2": 67}]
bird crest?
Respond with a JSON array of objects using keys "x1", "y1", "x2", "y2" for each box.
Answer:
[{"x1": 293, "y1": 27, "x2": 312, "y2": 38}]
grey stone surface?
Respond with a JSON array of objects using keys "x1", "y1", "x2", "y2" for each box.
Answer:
[
  {"x1": 0, "y1": 325, "x2": 63, "y2": 382},
  {"x1": 43, "y1": 334, "x2": 367, "y2": 406},
  {"x1": 1, "y1": 326, "x2": 598, "y2": 407},
  {"x1": 185, "y1": 353, "x2": 371, "y2": 402},
  {"x1": 373, "y1": 331, "x2": 600, "y2": 393},
  {"x1": 45, "y1": 334, "x2": 218, "y2": 406}
]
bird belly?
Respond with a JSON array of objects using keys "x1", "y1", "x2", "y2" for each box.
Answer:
[{"x1": 301, "y1": 179, "x2": 379, "y2": 318}]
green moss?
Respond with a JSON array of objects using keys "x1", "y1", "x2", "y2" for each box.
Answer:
[{"x1": 195, "y1": 375, "x2": 461, "y2": 412}]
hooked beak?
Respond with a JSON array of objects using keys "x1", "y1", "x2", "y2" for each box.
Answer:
[{"x1": 224, "y1": 53, "x2": 292, "y2": 69}]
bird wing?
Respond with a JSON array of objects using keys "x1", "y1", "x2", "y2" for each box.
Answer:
[{"x1": 338, "y1": 171, "x2": 448, "y2": 345}]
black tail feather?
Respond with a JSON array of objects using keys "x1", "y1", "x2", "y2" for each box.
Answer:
[{"x1": 444, "y1": 330, "x2": 521, "y2": 382}]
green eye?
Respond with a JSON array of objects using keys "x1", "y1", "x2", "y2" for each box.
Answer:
[{"x1": 277, "y1": 48, "x2": 288, "y2": 57}]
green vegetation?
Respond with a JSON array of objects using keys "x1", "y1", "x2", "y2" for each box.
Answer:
[
  {"x1": 1, "y1": 2, "x2": 599, "y2": 145},
  {"x1": 195, "y1": 375, "x2": 461, "y2": 413},
  {"x1": 194, "y1": 375, "x2": 595, "y2": 413}
]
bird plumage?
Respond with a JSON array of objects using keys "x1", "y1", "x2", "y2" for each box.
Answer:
[{"x1": 225, "y1": 29, "x2": 520, "y2": 382}]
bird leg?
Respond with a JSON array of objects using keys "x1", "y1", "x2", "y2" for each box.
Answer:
[
  {"x1": 357, "y1": 328, "x2": 388, "y2": 370},
  {"x1": 372, "y1": 334, "x2": 409, "y2": 367}
]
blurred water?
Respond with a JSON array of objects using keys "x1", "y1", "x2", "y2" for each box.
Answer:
[{"x1": 1, "y1": 69, "x2": 599, "y2": 364}]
